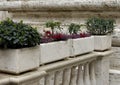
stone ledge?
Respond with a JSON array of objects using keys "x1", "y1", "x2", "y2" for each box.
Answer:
[
  {"x1": 0, "y1": 78, "x2": 9, "y2": 85},
  {"x1": 109, "y1": 69, "x2": 120, "y2": 85},
  {"x1": 0, "y1": 0, "x2": 120, "y2": 12},
  {"x1": 110, "y1": 69, "x2": 120, "y2": 74},
  {"x1": 10, "y1": 71, "x2": 46, "y2": 84},
  {"x1": 39, "y1": 52, "x2": 97, "y2": 72},
  {"x1": 94, "y1": 50, "x2": 113, "y2": 57},
  {"x1": 0, "y1": 71, "x2": 46, "y2": 85}
]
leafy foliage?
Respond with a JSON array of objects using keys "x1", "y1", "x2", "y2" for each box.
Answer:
[
  {"x1": 40, "y1": 31, "x2": 91, "y2": 43},
  {"x1": 86, "y1": 17, "x2": 115, "y2": 35},
  {"x1": 40, "y1": 30, "x2": 69, "y2": 43},
  {"x1": 41, "y1": 22, "x2": 91, "y2": 43},
  {"x1": 68, "y1": 23, "x2": 81, "y2": 34},
  {"x1": 0, "y1": 18, "x2": 40, "y2": 49},
  {"x1": 45, "y1": 21, "x2": 62, "y2": 34}
]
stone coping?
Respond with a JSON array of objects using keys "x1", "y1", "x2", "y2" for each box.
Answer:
[
  {"x1": 0, "y1": 50, "x2": 113, "y2": 85},
  {"x1": 0, "y1": 73, "x2": 10, "y2": 85},
  {"x1": 39, "y1": 50, "x2": 113, "y2": 72},
  {"x1": 109, "y1": 69, "x2": 120, "y2": 74},
  {"x1": 0, "y1": 71, "x2": 46, "y2": 85},
  {"x1": 0, "y1": 0, "x2": 119, "y2": 11}
]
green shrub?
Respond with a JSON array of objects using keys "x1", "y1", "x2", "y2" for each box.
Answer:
[
  {"x1": 86, "y1": 17, "x2": 115, "y2": 35},
  {"x1": 45, "y1": 21, "x2": 61, "y2": 34},
  {"x1": 0, "y1": 18, "x2": 40, "y2": 49},
  {"x1": 68, "y1": 23, "x2": 82, "y2": 34}
]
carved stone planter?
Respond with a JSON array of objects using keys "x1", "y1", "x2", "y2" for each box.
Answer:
[
  {"x1": 0, "y1": 46, "x2": 40, "y2": 74},
  {"x1": 94, "y1": 35, "x2": 112, "y2": 51},
  {"x1": 71, "y1": 36, "x2": 94, "y2": 56},
  {"x1": 40, "y1": 41, "x2": 71, "y2": 64}
]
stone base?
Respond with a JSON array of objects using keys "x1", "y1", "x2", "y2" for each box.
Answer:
[
  {"x1": 109, "y1": 69, "x2": 120, "y2": 85},
  {"x1": 110, "y1": 47, "x2": 120, "y2": 70}
]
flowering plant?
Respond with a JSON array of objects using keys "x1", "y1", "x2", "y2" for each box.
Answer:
[
  {"x1": 40, "y1": 30, "x2": 69, "y2": 43},
  {"x1": 45, "y1": 21, "x2": 62, "y2": 34},
  {"x1": 68, "y1": 23, "x2": 91, "y2": 39},
  {"x1": 40, "y1": 22, "x2": 91, "y2": 43}
]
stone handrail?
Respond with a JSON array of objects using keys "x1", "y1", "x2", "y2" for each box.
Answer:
[
  {"x1": 0, "y1": 0, "x2": 119, "y2": 11},
  {"x1": 39, "y1": 52, "x2": 97, "y2": 72}
]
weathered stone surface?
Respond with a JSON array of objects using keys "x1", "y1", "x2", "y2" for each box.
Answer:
[
  {"x1": 110, "y1": 47, "x2": 120, "y2": 70},
  {"x1": 40, "y1": 41, "x2": 71, "y2": 64},
  {"x1": 0, "y1": 50, "x2": 112, "y2": 85},
  {"x1": 0, "y1": 46, "x2": 40, "y2": 74},
  {"x1": 1, "y1": 0, "x2": 120, "y2": 11},
  {"x1": 72, "y1": 36, "x2": 94, "y2": 56},
  {"x1": 94, "y1": 35, "x2": 112, "y2": 51},
  {"x1": 1, "y1": 0, "x2": 120, "y2": 29},
  {"x1": 95, "y1": 54, "x2": 110, "y2": 85},
  {"x1": 40, "y1": 37, "x2": 94, "y2": 65},
  {"x1": 0, "y1": 0, "x2": 9, "y2": 21},
  {"x1": 112, "y1": 27, "x2": 120, "y2": 46},
  {"x1": 0, "y1": 0, "x2": 116, "y2": 85},
  {"x1": 109, "y1": 69, "x2": 120, "y2": 85}
]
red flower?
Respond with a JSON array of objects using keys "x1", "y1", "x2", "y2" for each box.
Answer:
[
  {"x1": 44, "y1": 31, "x2": 52, "y2": 38},
  {"x1": 52, "y1": 33, "x2": 62, "y2": 40},
  {"x1": 80, "y1": 33, "x2": 86, "y2": 37}
]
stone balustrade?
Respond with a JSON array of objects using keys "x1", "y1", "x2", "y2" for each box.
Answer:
[
  {"x1": 0, "y1": 0, "x2": 116, "y2": 85},
  {"x1": 0, "y1": 50, "x2": 112, "y2": 85}
]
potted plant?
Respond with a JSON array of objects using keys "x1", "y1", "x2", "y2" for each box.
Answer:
[
  {"x1": 45, "y1": 21, "x2": 62, "y2": 35},
  {"x1": 0, "y1": 18, "x2": 40, "y2": 74},
  {"x1": 40, "y1": 21, "x2": 70, "y2": 64},
  {"x1": 68, "y1": 23, "x2": 94, "y2": 56},
  {"x1": 86, "y1": 17, "x2": 115, "y2": 51}
]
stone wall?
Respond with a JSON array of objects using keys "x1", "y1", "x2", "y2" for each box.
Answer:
[
  {"x1": 1, "y1": 0, "x2": 120, "y2": 29},
  {"x1": 0, "y1": 0, "x2": 9, "y2": 20}
]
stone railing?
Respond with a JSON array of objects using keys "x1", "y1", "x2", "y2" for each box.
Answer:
[{"x1": 0, "y1": 50, "x2": 112, "y2": 85}]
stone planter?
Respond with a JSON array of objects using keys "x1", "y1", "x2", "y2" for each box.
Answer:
[
  {"x1": 40, "y1": 41, "x2": 71, "y2": 64},
  {"x1": 94, "y1": 35, "x2": 112, "y2": 51},
  {"x1": 0, "y1": 46, "x2": 40, "y2": 74},
  {"x1": 71, "y1": 36, "x2": 94, "y2": 56}
]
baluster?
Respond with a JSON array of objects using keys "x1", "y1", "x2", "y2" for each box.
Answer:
[
  {"x1": 90, "y1": 61, "x2": 96, "y2": 85},
  {"x1": 62, "y1": 68, "x2": 71, "y2": 85},
  {"x1": 39, "y1": 77, "x2": 45, "y2": 85},
  {"x1": 84, "y1": 63, "x2": 91, "y2": 85},
  {"x1": 54, "y1": 70, "x2": 63, "y2": 85},
  {"x1": 45, "y1": 72, "x2": 55, "y2": 85},
  {"x1": 69, "y1": 66, "x2": 78, "y2": 85},
  {"x1": 95, "y1": 56, "x2": 110, "y2": 85},
  {"x1": 77, "y1": 65, "x2": 84, "y2": 85}
]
